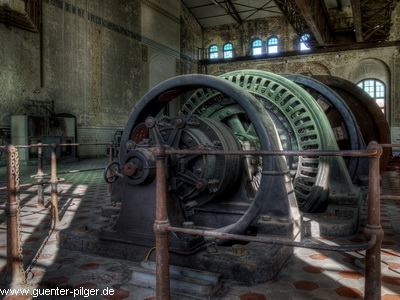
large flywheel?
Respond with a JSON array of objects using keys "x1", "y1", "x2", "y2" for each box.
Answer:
[
  {"x1": 180, "y1": 70, "x2": 343, "y2": 212},
  {"x1": 281, "y1": 73, "x2": 368, "y2": 182},
  {"x1": 96, "y1": 72, "x2": 366, "y2": 284},
  {"x1": 103, "y1": 74, "x2": 300, "y2": 251}
]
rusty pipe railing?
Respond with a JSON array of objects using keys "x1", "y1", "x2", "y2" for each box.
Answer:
[
  {"x1": 4, "y1": 145, "x2": 24, "y2": 284},
  {"x1": 50, "y1": 144, "x2": 59, "y2": 225},
  {"x1": 169, "y1": 225, "x2": 377, "y2": 252},
  {"x1": 153, "y1": 141, "x2": 384, "y2": 300},
  {"x1": 154, "y1": 146, "x2": 171, "y2": 300},
  {"x1": 0, "y1": 178, "x2": 66, "y2": 191},
  {"x1": 36, "y1": 143, "x2": 45, "y2": 208},
  {"x1": 364, "y1": 142, "x2": 384, "y2": 300},
  {"x1": 15, "y1": 142, "x2": 114, "y2": 148},
  {"x1": 1, "y1": 142, "x2": 118, "y2": 284}
]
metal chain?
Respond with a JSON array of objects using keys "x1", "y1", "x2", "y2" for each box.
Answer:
[
  {"x1": 10, "y1": 147, "x2": 27, "y2": 284},
  {"x1": 10, "y1": 147, "x2": 56, "y2": 286},
  {"x1": 25, "y1": 225, "x2": 54, "y2": 283}
]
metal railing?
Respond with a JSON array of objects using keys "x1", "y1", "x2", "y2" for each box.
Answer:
[
  {"x1": 1, "y1": 142, "x2": 117, "y2": 285},
  {"x1": 2, "y1": 141, "x2": 399, "y2": 300},
  {"x1": 152, "y1": 142, "x2": 385, "y2": 300}
]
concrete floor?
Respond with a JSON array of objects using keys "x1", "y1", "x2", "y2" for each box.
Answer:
[{"x1": 0, "y1": 157, "x2": 399, "y2": 299}]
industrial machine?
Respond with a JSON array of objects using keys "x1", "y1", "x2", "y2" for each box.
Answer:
[{"x1": 99, "y1": 71, "x2": 388, "y2": 284}]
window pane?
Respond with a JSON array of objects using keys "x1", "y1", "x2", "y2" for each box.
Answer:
[
  {"x1": 224, "y1": 51, "x2": 232, "y2": 58},
  {"x1": 357, "y1": 79, "x2": 386, "y2": 115},
  {"x1": 224, "y1": 43, "x2": 232, "y2": 50},
  {"x1": 253, "y1": 47, "x2": 262, "y2": 55},
  {"x1": 364, "y1": 80, "x2": 374, "y2": 87},
  {"x1": 376, "y1": 98, "x2": 385, "y2": 107},
  {"x1": 269, "y1": 45, "x2": 278, "y2": 54},
  {"x1": 268, "y1": 38, "x2": 278, "y2": 46},
  {"x1": 267, "y1": 37, "x2": 279, "y2": 54},
  {"x1": 252, "y1": 39, "x2": 262, "y2": 55},
  {"x1": 376, "y1": 82, "x2": 385, "y2": 97},
  {"x1": 300, "y1": 42, "x2": 310, "y2": 51},
  {"x1": 253, "y1": 39, "x2": 262, "y2": 47},
  {"x1": 223, "y1": 43, "x2": 233, "y2": 58},
  {"x1": 299, "y1": 34, "x2": 310, "y2": 51},
  {"x1": 209, "y1": 45, "x2": 218, "y2": 59}
]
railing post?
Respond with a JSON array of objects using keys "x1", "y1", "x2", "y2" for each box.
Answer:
[
  {"x1": 364, "y1": 141, "x2": 384, "y2": 300},
  {"x1": 37, "y1": 143, "x2": 45, "y2": 208},
  {"x1": 109, "y1": 142, "x2": 113, "y2": 162},
  {"x1": 50, "y1": 143, "x2": 59, "y2": 225},
  {"x1": 5, "y1": 145, "x2": 24, "y2": 284},
  {"x1": 109, "y1": 142, "x2": 113, "y2": 194},
  {"x1": 153, "y1": 145, "x2": 171, "y2": 300}
]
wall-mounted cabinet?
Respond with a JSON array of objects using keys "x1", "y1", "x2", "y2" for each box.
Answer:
[{"x1": 11, "y1": 115, "x2": 76, "y2": 162}]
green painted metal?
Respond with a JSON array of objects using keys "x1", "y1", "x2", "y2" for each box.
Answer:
[{"x1": 180, "y1": 70, "x2": 357, "y2": 212}]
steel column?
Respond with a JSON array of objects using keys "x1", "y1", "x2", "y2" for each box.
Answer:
[
  {"x1": 364, "y1": 141, "x2": 384, "y2": 300},
  {"x1": 154, "y1": 146, "x2": 171, "y2": 300}
]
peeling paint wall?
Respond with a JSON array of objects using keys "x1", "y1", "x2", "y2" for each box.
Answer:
[
  {"x1": 0, "y1": 0, "x2": 182, "y2": 156},
  {"x1": 180, "y1": 2, "x2": 202, "y2": 74}
]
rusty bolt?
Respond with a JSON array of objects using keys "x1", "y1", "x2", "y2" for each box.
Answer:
[
  {"x1": 124, "y1": 162, "x2": 138, "y2": 176},
  {"x1": 145, "y1": 117, "x2": 156, "y2": 128},
  {"x1": 126, "y1": 140, "x2": 135, "y2": 151},
  {"x1": 232, "y1": 244, "x2": 245, "y2": 255},
  {"x1": 278, "y1": 218, "x2": 290, "y2": 223},
  {"x1": 76, "y1": 225, "x2": 88, "y2": 232},
  {"x1": 195, "y1": 181, "x2": 206, "y2": 190},
  {"x1": 261, "y1": 215, "x2": 272, "y2": 221},
  {"x1": 175, "y1": 118, "x2": 184, "y2": 127}
]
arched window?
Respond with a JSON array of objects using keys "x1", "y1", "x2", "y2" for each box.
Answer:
[
  {"x1": 209, "y1": 45, "x2": 219, "y2": 59},
  {"x1": 267, "y1": 37, "x2": 279, "y2": 54},
  {"x1": 252, "y1": 39, "x2": 262, "y2": 56},
  {"x1": 357, "y1": 79, "x2": 386, "y2": 114},
  {"x1": 223, "y1": 43, "x2": 233, "y2": 59},
  {"x1": 299, "y1": 34, "x2": 311, "y2": 51}
]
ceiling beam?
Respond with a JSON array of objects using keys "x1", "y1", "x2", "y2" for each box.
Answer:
[
  {"x1": 225, "y1": 0, "x2": 243, "y2": 24},
  {"x1": 294, "y1": 0, "x2": 332, "y2": 45},
  {"x1": 273, "y1": 0, "x2": 309, "y2": 34},
  {"x1": 350, "y1": 0, "x2": 363, "y2": 42},
  {"x1": 351, "y1": 0, "x2": 396, "y2": 42},
  {"x1": 337, "y1": 0, "x2": 342, "y2": 10}
]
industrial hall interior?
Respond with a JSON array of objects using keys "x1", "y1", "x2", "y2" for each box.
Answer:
[{"x1": 1, "y1": 0, "x2": 400, "y2": 299}]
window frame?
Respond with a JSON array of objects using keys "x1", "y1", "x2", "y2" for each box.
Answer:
[
  {"x1": 299, "y1": 34, "x2": 311, "y2": 51},
  {"x1": 209, "y1": 44, "x2": 219, "y2": 59},
  {"x1": 252, "y1": 39, "x2": 263, "y2": 56},
  {"x1": 357, "y1": 78, "x2": 386, "y2": 114},
  {"x1": 223, "y1": 43, "x2": 233, "y2": 59},
  {"x1": 267, "y1": 36, "x2": 279, "y2": 54}
]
